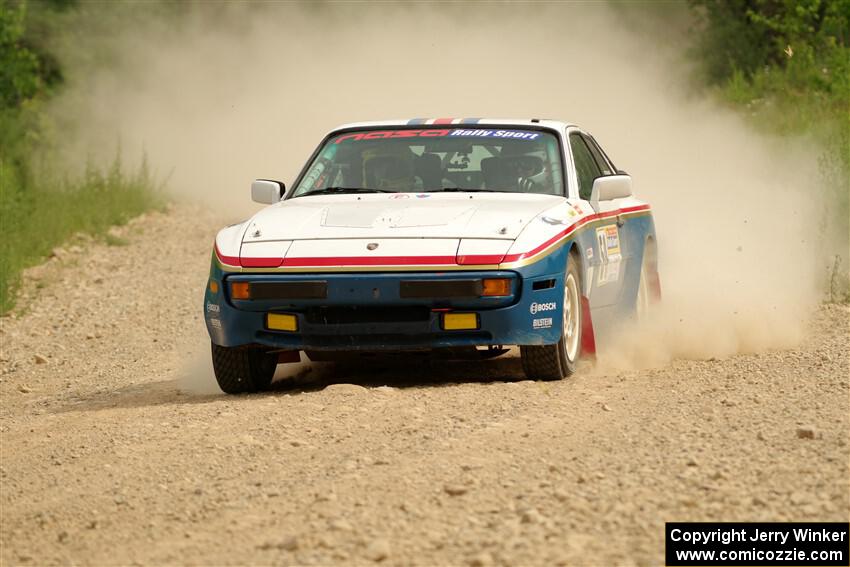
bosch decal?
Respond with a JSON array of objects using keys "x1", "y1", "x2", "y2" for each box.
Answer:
[
  {"x1": 530, "y1": 302, "x2": 557, "y2": 315},
  {"x1": 206, "y1": 302, "x2": 220, "y2": 313}
]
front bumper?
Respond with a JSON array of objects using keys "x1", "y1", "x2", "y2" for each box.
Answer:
[{"x1": 204, "y1": 263, "x2": 566, "y2": 351}]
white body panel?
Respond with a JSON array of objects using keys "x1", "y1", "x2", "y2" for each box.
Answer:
[
  {"x1": 286, "y1": 238, "x2": 460, "y2": 264},
  {"x1": 240, "y1": 193, "x2": 564, "y2": 243}
]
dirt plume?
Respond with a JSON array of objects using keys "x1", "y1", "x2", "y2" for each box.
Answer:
[
  {"x1": 176, "y1": 350, "x2": 313, "y2": 395},
  {"x1": 50, "y1": 2, "x2": 834, "y2": 363}
]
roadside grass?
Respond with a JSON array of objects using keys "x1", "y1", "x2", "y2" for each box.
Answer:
[
  {"x1": 828, "y1": 256, "x2": 850, "y2": 304},
  {"x1": 0, "y1": 153, "x2": 164, "y2": 314},
  {"x1": 104, "y1": 233, "x2": 130, "y2": 247}
]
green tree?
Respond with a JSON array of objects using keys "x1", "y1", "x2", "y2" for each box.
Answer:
[{"x1": 0, "y1": 1, "x2": 42, "y2": 109}]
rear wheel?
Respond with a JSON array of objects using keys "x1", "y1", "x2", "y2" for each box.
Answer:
[
  {"x1": 521, "y1": 254, "x2": 582, "y2": 380},
  {"x1": 211, "y1": 342, "x2": 277, "y2": 394}
]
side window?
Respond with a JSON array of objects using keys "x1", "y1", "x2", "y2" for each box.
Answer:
[
  {"x1": 569, "y1": 134, "x2": 601, "y2": 200},
  {"x1": 582, "y1": 134, "x2": 613, "y2": 176}
]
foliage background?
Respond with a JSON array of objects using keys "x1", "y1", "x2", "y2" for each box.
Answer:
[
  {"x1": 0, "y1": 0, "x2": 162, "y2": 313},
  {"x1": 689, "y1": 0, "x2": 849, "y2": 299}
]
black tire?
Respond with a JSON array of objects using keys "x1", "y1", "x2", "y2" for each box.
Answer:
[
  {"x1": 211, "y1": 342, "x2": 277, "y2": 394},
  {"x1": 520, "y1": 253, "x2": 582, "y2": 380}
]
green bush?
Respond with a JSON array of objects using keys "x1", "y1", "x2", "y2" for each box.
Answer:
[
  {"x1": 0, "y1": 2, "x2": 42, "y2": 108},
  {"x1": 689, "y1": 0, "x2": 849, "y2": 161}
]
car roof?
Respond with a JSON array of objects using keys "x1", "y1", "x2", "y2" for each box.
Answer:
[{"x1": 331, "y1": 118, "x2": 575, "y2": 132}]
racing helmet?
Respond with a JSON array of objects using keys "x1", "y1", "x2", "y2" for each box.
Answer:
[
  {"x1": 501, "y1": 142, "x2": 550, "y2": 192},
  {"x1": 362, "y1": 146, "x2": 416, "y2": 191}
]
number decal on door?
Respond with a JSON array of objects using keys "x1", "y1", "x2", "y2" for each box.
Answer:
[{"x1": 596, "y1": 225, "x2": 622, "y2": 286}]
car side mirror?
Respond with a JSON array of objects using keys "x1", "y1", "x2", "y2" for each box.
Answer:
[
  {"x1": 590, "y1": 174, "x2": 632, "y2": 204},
  {"x1": 251, "y1": 179, "x2": 285, "y2": 204}
]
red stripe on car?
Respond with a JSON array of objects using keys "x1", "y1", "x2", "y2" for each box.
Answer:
[
  {"x1": 456, "y1": 254, "x2": 505, "y2": 265},
  {"x1": 240, "y1": 257, "x2": 283, "y2": 268},
  {"x1": 501, "y1": 204, "x2": 651, "y2": 263}
]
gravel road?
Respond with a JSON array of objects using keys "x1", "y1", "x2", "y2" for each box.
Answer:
[{"x1": 1, "y1": 206, "x2": 847, "y2": 566}]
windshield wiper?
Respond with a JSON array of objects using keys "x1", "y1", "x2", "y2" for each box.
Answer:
[
  {"x1": 300, "y1": 187, "x2": 396, "y2": 196},
  {"x1": 427, "y1": 188, "x2": 504, "y2": 193}
]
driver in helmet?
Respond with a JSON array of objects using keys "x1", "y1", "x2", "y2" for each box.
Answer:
[
  {"x1": 502, "y1": 143, "x2": 550, "y2": 193},
  {"x1": 362, "y1": 146, "x2": 422, "y2": 192}
]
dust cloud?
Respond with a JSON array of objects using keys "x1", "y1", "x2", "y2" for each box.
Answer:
[
  {"x1": 53, "y1": 2, "x2": 832, "y2": 366},
  {"x1": 177, "y1": 349, "x2": 312, "y2": 396}
]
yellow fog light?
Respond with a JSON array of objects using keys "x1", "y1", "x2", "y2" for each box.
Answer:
[
  {"x1": 267, "y1": 313, "x2": 298, "y2": 332},
  {"x1": 442, "y1": 312, "x2": 479, "y2": 331}
]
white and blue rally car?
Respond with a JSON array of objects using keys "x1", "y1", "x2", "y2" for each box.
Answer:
[{"x1": 205, "y1": 118, "x2": 660, "y2": 393}]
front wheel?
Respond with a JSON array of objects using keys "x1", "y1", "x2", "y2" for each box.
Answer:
[
  {"x1": 211, "y1": 342, "x2": 277, "y2": 394},
  {"x1": 520, "y1": 254, "x2": 582, "y2": 380}
]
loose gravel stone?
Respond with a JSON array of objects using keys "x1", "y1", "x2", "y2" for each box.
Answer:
[
  {"x1": 365, "y1": 539, "x2": 391, "y2": 562},
  {"x1": 796, "y1": 426, "x2": 816, "y2": 439},
  {"x1": 468, "y1": 551, "x2": 494, "y2": 566},
  {"x1": 444, "y1": 485, "x2": 469, "y2": 496}
]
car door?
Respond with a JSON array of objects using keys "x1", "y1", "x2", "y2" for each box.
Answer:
[
  {"x1": 568, "y1": 132, "x2": 623, "y2": 308},
  {"x1": 584, "y1": 133, "x2": 642, "y2": 309}
]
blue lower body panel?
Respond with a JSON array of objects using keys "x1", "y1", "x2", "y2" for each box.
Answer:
[{"x1": 204, "y1": 265, "x2": 567, "y2": 351}]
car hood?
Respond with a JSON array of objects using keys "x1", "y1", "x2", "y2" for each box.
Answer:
[{"x1": 241, "y1": 192, "x2": 565, "y2": 243}]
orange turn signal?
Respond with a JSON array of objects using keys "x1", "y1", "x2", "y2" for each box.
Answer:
[
  {"x1": 230, "y1": 281, "x2": 251, "y2": 300},
  {"x1": 482, "y1": 278, "x2": 511, "y2": 297},
  {"x1": 209, "y1": 280, "x2": 219, "y2": 294}
]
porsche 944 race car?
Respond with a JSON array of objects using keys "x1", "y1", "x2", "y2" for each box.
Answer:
[{"x1": 205, "y1": 118, "x2": 660, "y2": 393}]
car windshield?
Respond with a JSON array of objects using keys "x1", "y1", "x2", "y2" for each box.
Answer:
[{"x1": 291, "y1": 127, "x2": 565, "y2": 197}]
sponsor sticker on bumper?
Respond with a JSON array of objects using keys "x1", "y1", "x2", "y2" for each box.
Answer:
[{"x1": 530, "y1": 302, "x2": 557, "y2": 315}]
